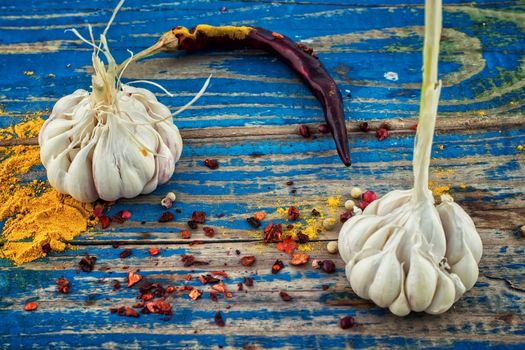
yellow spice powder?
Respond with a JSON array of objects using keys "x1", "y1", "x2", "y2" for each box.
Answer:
[{"x1": 0, "y1": 117, "x2": 96, "y2": 264}]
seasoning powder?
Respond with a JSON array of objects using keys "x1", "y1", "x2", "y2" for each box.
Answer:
[{"x1": 0, "y1": 117, "x2": 96, "y2": 264}]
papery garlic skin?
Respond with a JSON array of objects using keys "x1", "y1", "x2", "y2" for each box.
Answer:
[{"x1": 39, "y1": 85, "x2": 182, "y2": 203}]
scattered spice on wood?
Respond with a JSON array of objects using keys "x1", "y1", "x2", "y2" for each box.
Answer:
[
  {"x1": 237, "y1": 282, "x2": 244, "y2": 291},
  {"x1": 214, "y1": 311, "x2": 226, "y2": 327},
  {"x1": 290, "y1": 252, "x2": 309, "y2": 265},
  {"x1": 56, "y1": 277, "x2": 70, "y2": 294},
  {"x1": 192, "y1": 211, "x2": 206, "y2": 224},
  {"x1": 199, "y1": 274, "x2": 220, "y2": 285},
  {"x1": 187, "y1": 220, "x2": 198, "y2": 229},
  {"x1": 298, "y1": 125, "x2": 311, "y2": 138},
  {"x1": 277, "y1": 236, "x2": 297, "y2": 254},
  {"x1": 204, "y1": 158, "x2": 219, "y2": 169},
  {"x1": 340, "y1": 211, "x2": 353, "y2": 223},
  {"x1": 311, "y1": 208, "x2": 320, "y2": 216},
  {"x1": 181, "y1": 254, "x2": 209, "y2": 267},
  {"x1": 272, "y1": 259, "x2": 285, "y2": 274},
  {"x1": 127, "y1": 271, "x2": 143, "y2": 287},
  {"x1": 119, "y1": 248, "x2": 132, "y2": 259},
  {"x1": 247, "y1": 217, "x2": 261, "y2": 228},
  {"x1": 279, "y1": 291, "x2": 292, "y2": 302},
  {"x1": 148, "y1": 248, "x2": 160, "y2": 256},
  {"x1": 376, "y1": 127, "x2": 389, "y2": 141},
  {"x1": 339, "y1": 316, "x2": 356, "y2": 329},
  {"x1": 24, "y1": 302, "x2": 38, "y2": 312},
  {"x1": 235, "y1": 249, "x2": 241, "y2": 255},
  {"x1": 166, "y1": 286, "x2": 175, "y2": 293},
  {"x1": 203, "y1": 227, "x2": 215, "y2": 237},
  {"x1": 111, "y1": 306, "x2": 139, "y2": 318},
  {"x1": 158, "y1": 211, "x2": 174, "y2": 222},
  {"x1": 210, "y1": 291, "x2": 219, "y2": 301},
  {"x1": 359, "y1": 122, "x2": 369, "y2": 132},
  {"x1": 264, "y1": 222, "x2": 283, "y2": 242},
  {"x1": 181, "y1": 230, "x2": 191, "y2": 239},
  {"x1": 113, "y1": 280, "x2": 121, "y2": 290},
  {"x1": 212, "y1": 282, "x2": 228, "y2": 295},
  {"x1": 288, "y1": 206, "x2": 300, "y2": 221},
  {"x1": 286, "y1": 181, "x2": 294, "y2": 186},
  {"x1": 189, "y1": 288, "x2": 202, "y2": 300},
  {"x1": 240, "y1": 256, "x2": 256, "y2": 267},
  {"x1": 211, "y1": 271, "x2": 229, "y2": 279},
  {"x1": 79, "y1": 254, "x2": 97, "y2": 272},
  {"x1": 185, "y1": 274, "x2": 193, "y2": 281},
  {"x1": 244, "y1": 277, "x2": 254, "y2": 287},
  {"x1": 254, "y1": 211, "x2": 266, "y2": 221},
  {"x1": 296, "y1": 232, "x2": 310, "y2": 243}
]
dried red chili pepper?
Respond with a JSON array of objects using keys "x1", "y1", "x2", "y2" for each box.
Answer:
[
  {"x1": 214, "y1": 311, "x2": 226, "y2": 327},
  {"x1": 288, "y1": 206, "x2": 300, "y2": 221},
  {"x1": 204, "y1": 158, "x2": 219, "y2": 169},
  {"x1": 203, "y1": 227, "x2": 215, "y2": 237},
  {"x1": 141, "y1": 25, "x2": 351, "y2": 165},
  {"x1": 119, "y1": 248, "x2": 132, "y2": 259},
  {"x1": 279, "y1": 291, "x2": 292, "y2": 302},
  {"x1": 240, "y1": 256, "x2": 256, "y2": 267},
  {"x1": 24, "y1": 302, "x2": 38, "y2": 311},
  {"x1": 79, "y1": 254, "x2": 97, "y2": 272},
  {"x1": 158, "y1": 212, "x2": 174, "y2": 222},
  {"x1": 56, "y1": 277, "x2": 70, "y2": 294},
  {"x1": 272, "y1": 259, "x2": 285, "y2": 274}
]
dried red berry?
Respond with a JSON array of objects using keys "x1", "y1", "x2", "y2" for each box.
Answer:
[
  {"x1": 272, "y1": 259, "x2": 285, "y2": 274},
  {"x1": 204, "y1": 159, "x2": 219, "y2": 169},
  {"x1": 340, "y1": 211, "x2": 353, "y2": 223},
  {"x1": 246, "y1": 217, "x2": 261, "y2": 228},
  {"x1": 298, "y1": 125, "x2": 311, "y2": 138},
  {"x1": 79, "y1": 254, "x2": 97, "y2": 272},
  {"x1": 240, "y1": 256, "x2": 256, "y2": 267},
  {"x1": 203, "y1": 227, "x2": 215, "y2": 237},
  {"x1": 24, "y1": 302, "x2": 38, "y2": 311},
  {"x1": 113, "y1": 280, "x2": 121, "y2": 290},
  {"x1": 410, "y1": 123, "x2": 418, "y2": 131},
  {"x1": 158, "y1": 212, "x2": 174, "y2": 222},
  {"x1": 119, "y1": 249, "x2": 132, "y2": 259},
  {"x1": 286, "y1": 181, "x2": 294, "y2": 186},
  {"x1": 296, "y1": 232, "x2": 309, "y2": 243},
  {"x1": 340, "y1": 316, "x2": 356, "y2": 329},
  {"x1": 362, "y1": 190, "x2": 377, "y2": 203},
  {"x1": 187, "y1": 220, "x2": 198, "y2": 229},
  {"x1": 359, "y1": 122, "x2": 369, "y2": 132},
  {"x1": 93, "y1": 205, "x2": 104, "y2": 218},
  {"x1": 279, "y1": 291, "x2": 292, "y2": 302},
  {"x1": 118, "y1": 210, "x2": 132, "y2": 220},
  {"x1": 288, "y1": 206, "x2": 300, "y2": 221},
  {"x1": 376, "y1": 128, "x2": 389, "y2": 141},
  {"x1": 318, "y1": 124, "x2": 330, "y2": 134},
  {"x1": 321, "y1": 260, "x2": 336, "y2": 273},
  {"x1": 56, "y1": 277, "x2": 70, "y2": 294},
  {"x1": 358, "y1": 201, "x2": 369, "y2": 210},
  {"x1": 214, "y1": 311, "x2": 226, "y2": 327},
  {"x1": 100, "y1": 215, "x2": 110, "y2": 229},
  {"x1": 192, "y1": 211, "x2": 206, "y2": 224}
]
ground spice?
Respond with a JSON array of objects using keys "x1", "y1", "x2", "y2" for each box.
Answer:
[{"x1": 0, "y1": 118, "x2": 97, "y2": 264}]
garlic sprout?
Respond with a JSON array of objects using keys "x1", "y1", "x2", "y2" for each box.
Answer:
[
  {"x1": 39, "y1": 0, "x2": 209, "y2": 202},
  {"x1": 338, "y1": 0, "x2": 483, "y2": 316}
]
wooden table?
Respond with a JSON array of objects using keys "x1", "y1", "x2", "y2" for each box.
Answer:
[{"x1": 1, "y1": 0, "x2": 524, "y2": 348}]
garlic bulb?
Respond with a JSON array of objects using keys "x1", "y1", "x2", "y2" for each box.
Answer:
[
  {"x1": 38, "y1": 1, "x2": 208, "y2": 202},
  {"x1": 338, "y1": 0, "x2": 483, "y2": 316}
]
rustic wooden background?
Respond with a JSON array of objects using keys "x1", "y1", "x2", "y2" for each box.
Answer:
[{"x1": 0, "y1": 0, "x2": 524, "y2": 348}]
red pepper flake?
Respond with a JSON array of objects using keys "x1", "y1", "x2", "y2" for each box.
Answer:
[
  {"x1": 118, "y1": 210, "x2": 132, "y2": 220},
  {"x1": 359, "y1": 122, "x2": 369, "y2": 132},
  {"x1": 24, "y1": 302, "x2": 38, "y2": 312},
  {"x1": 181, "y1": 230, "x2": 191, "y2": 239},
  {"x1": 271, "y1": 31, "x2": 284, "y2": 39},
  {"x1": 311, "y1": 208, "x2": 320, "y2": 217},
  {"x1": 340, "y1": 316, "x2": 356, "y2": 329},
  {"x1": 113, "y1": 280, "x2": 121, "y2": 291},
  {"x1": 148, "y1": 248, "x2": 160, "y2": 256},
  {"x1": 214, "y1": 311, "x2": 226, "y2": 327},
  {"x1": 254, "y1": 211, "x2": 266, "y2": 221},
  {"x1": 158, "y1": 211, "x2": 174, "y2": 222},
  {"x1": 272, "y1": 259, "x2": 285, "y2": 274},
  {"x1": 318, "y1": 124, "x2": 330, "y2": 134},
  {"x1": 298, "y1": 125, "x2": 311, "y2": 138},
  {"x1": 184, "y1": 274, "x2": 193, "y2": 281},
  {"x1": 181, "y1": 254, "x2": 209, "y2": 267},
  {"x1": 376, "y1": 128, "x2": 389, "y2": 141},
  {"x1": 296, "y1": 232, "x2": 309, "y2": 243},
  {"x1": 210, "y1": 291, "x2": 219, "y2": 301},
  {"x1": 192, "y1": 211, "x2": 206, "y2": 224},
  {"x1": 247, "y1": 217, "x2": 261, "y2": 228},
  {"x1": 187, "y1": 220, "x2": 198, "y2": 229},
  {"x1": 211, "y1": 271, "x2": 229, "y2": 279},
  {"x1": 127, "y1": 271, "x2": 143, "y2": 287},
  {"x1": 56, "y1": 277, "x2": 70, "y2": 294},
  {"x1": 204, "y1": 158, "x2": 219, "y2": 169},
  {"x1": 100, "y1": 215, "x2": 110, "y2": 229},
  {"x1": 79, "y1": 254, "x2": 97, "y2": 272},
  {"x1": 244, "y1": 277, "x2": 254, "y2": 287},
  {"x1": 189, "y1": 288, "x2": 202, "y2": 300},
  {"x1": 141, "y1": 293, "x2": 154, "y2": 301},
  {"x1": 166, "y1": 286, "x2": 175, "y2": 293},
  {"x1": 189, "y1": 240, "x2": 205, "y2": 246},
  {"x1": 362, "y1": 190, "x2": 377, "y2": 203},
  {"x1": 119, "y1": 248, "x2": 132, "y2": 259},
  {"x1": 290, "y1": 252, "x2": 309, "y2": 266},
  {"x1": 287, "y1": 206, "x2": 300, "y2": 221},
  {"x1": 279, "y1": 291, "x2": 292, "y2": 302},
  {"x1": 199, "y1": 274, "x2": 220, "y2": 285},
  {"x1": 203, "y1": 227, "x2": 215, "y2": 237},
  {"x1": 240, "y1": 256, "x2": 256, "y2": 267},
  {"x1": 358, "y1": 201, "x2": 369, "y2": 210},
  {"x1": 263, "y1": 222, "x2": 283, "y2": 243},
  {"x1": 122, "y1": 306, "x2": 139, "y2": 318},
  {"x1": 277, "y1": 236, "x2": 297, "y2": 255},
  {"x1": 340, "y1": 211, "x2": 353, "y2": 223},
  {"x1": 212, "y1": 282, "x2": 227, "y2": 294}
]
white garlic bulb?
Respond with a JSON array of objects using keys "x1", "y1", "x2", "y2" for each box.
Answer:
[
  {"x1": 38, "y1": 2, "x2": 208, "y2": 203},
  {"x1": 338, "y1": 0, "x2": 483, "y2": 316}
]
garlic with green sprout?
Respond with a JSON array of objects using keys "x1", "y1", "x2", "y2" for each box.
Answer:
[
  {"x1": 39, "y1": 0, "x2": 209, "y2": 202},
  {"x1": 338, "y1": 0, "x2": 482, "y2": 316}
]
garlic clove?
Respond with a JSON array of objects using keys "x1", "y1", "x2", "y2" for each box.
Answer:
[
  {"x1": 349, "y1": 251, "x2": 384, "y2": 300},
  {"x1": 389, "y1": 263, "x2": 411, "y2": 317},
  {"x1": 449, "y1": 272, "x2": 467, "y2": 302},
  {"x1": 425, "y1": 269, "x2": 455, "y2": 315},
  {"x1": 405, "y1": 243, "x2": 438, "y2": 312},
  {"x1": 450, "y1": 246, "x2": 479, "y2": 291},
  {"x1": 368, "y1": 248, "x2": 402, "y2": 307}
]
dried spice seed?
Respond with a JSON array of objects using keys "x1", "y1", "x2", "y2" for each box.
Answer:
[
  {"x1": 192, "y1": 211, "x2": 206, "y2": 224},
  {"x1": 56, "y1": 277, "x2": 70, "y2": 294},
  {"x1": 79, "y1": 254, "x2": 97, "y2": 272},
  {"x1": 376, "y1": 128, "x2": 389, "y2": 141},
  {"x1": 204, "y1": 158, "x2": 219, "y2": 169},
  {"x1": 340, "y1": 211, "x2": 353, "y2": 223},
  {"x1": 181, "y1": 230, "x2": 191, "y2": 239},
  {"x1": 311, "y1": 208, "x2": 320, "y2": 217},
  {"x1": 24, "y1": 302, "x2": 38, "y2": 312},
  {"x1": 187, "y1": 220, "x2": 198, "y2": 229},
  {"x1": 296, "y1": 232, "x2": 310, "y2": 243},
  {"x1": 100, "y1": 215, "x2": 110, "y2": 229},
  {"x1": 240, "y1": 256, "x2": 256, "y2": 267},
  {"x1": 279, "y1": 291, "x2": 292, "y2": 302},
  {"x1": 340, "y1": 316, "x2": 356, "y2": 329},
  {"x1": 263, "y1": 222, "x2": 283, "y2": 243},
  {"x1": 288, "y1": 206, "x2": 300, "y2": 221},
  {"x1": 203, "y1": 227, "x2": 215, "y2": 237},
  {"x1": 158, "y1": 212, "x2": 174, "y2": 222},
  {"x1": 119, "y1": 248, "x2": 132, "y2": 259},
  {"x1": 318, "y1": 124, "x2": 330, "y2": 134},
  {"x1": 235, "y1": 249, "x2": 241, "y2": 255},
  {"x1": 359, "y1": 122, "x2": 369, "y2": 132},
  {"x1": 321, "y1": 260, "x2": 336, "y2": 274},
  {"x1": 290, "y1": 252, "x2": 309, "y2": 266},
  {"x1": 272, "y1": 259, "x2": 285, "y2": 274},
  {"x1": 148, "y1": 248, "x2": 160, "y2": 256},
  {"x1": 298, "y1": 125, "x2": 311, "y2": 138},
  {"x1": 244, "y1": 277, "x2": 254, "y2": 287},
  {"x1": 246, "y1": 217, "x2": 261, "y2": 228},
  {"x1": 127, "y1": 271, "x2": 143, "y2": 287},
  {"x1": 214, "y1": 311, "x2": 226, "y2": 327}
]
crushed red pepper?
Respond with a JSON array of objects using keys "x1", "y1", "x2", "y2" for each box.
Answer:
[
  {"x1": 119, "y1": 248, "x2": 132, "y2": 259},
  {"x1": 279, "y1": 291, "x2": 292, "y2": 302},
  {"x1": 158, "y1": 212, "x2": 174, "y2": 222},
  {"x1": 56, "y1": 277, "x2": 70, "y2": 294},
  {"x1": 79, "y1": 254, "x2": 97, "y2": 272},
  {"x1": 263, "y1": 222, "x2": 283, "y2": 243},
  {"x1": 214, "y1": 311, "x2": 226, "y2": 327},
  {"x1": 203, "y1": 227, "x2": 215, "y2": 237},
  {"x1": 24, "y1": 302, "x2": 38, "y2": 312},
  {"x1": 277, "y1": 236, "x2": 297, "y2": 254},
  {"x1": 272, "y1": 259, "x2": 285, "y2": 274},
  {"x1": 240, "y1": 256, "x2": 256, "y2": 267},
  {"x1": 181, "y1": 230, "x2": 191, "y2": 239},
  {"x1": 148, "y1": 248, "x2": 160, "y2": 256},
  {"x1": 204, "y1": 159, "x2": 219, "y2": 169},
  {"x1": 181, "y1": 254, "x2": 209, "y2": 267},
  {"x1": 288, "y1": 206, "x2": 300, "y2": 221}
]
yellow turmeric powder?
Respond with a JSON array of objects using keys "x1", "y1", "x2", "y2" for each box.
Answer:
[{"x1": 0, "y1": 117, "x2": 96, "y2": 264}]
